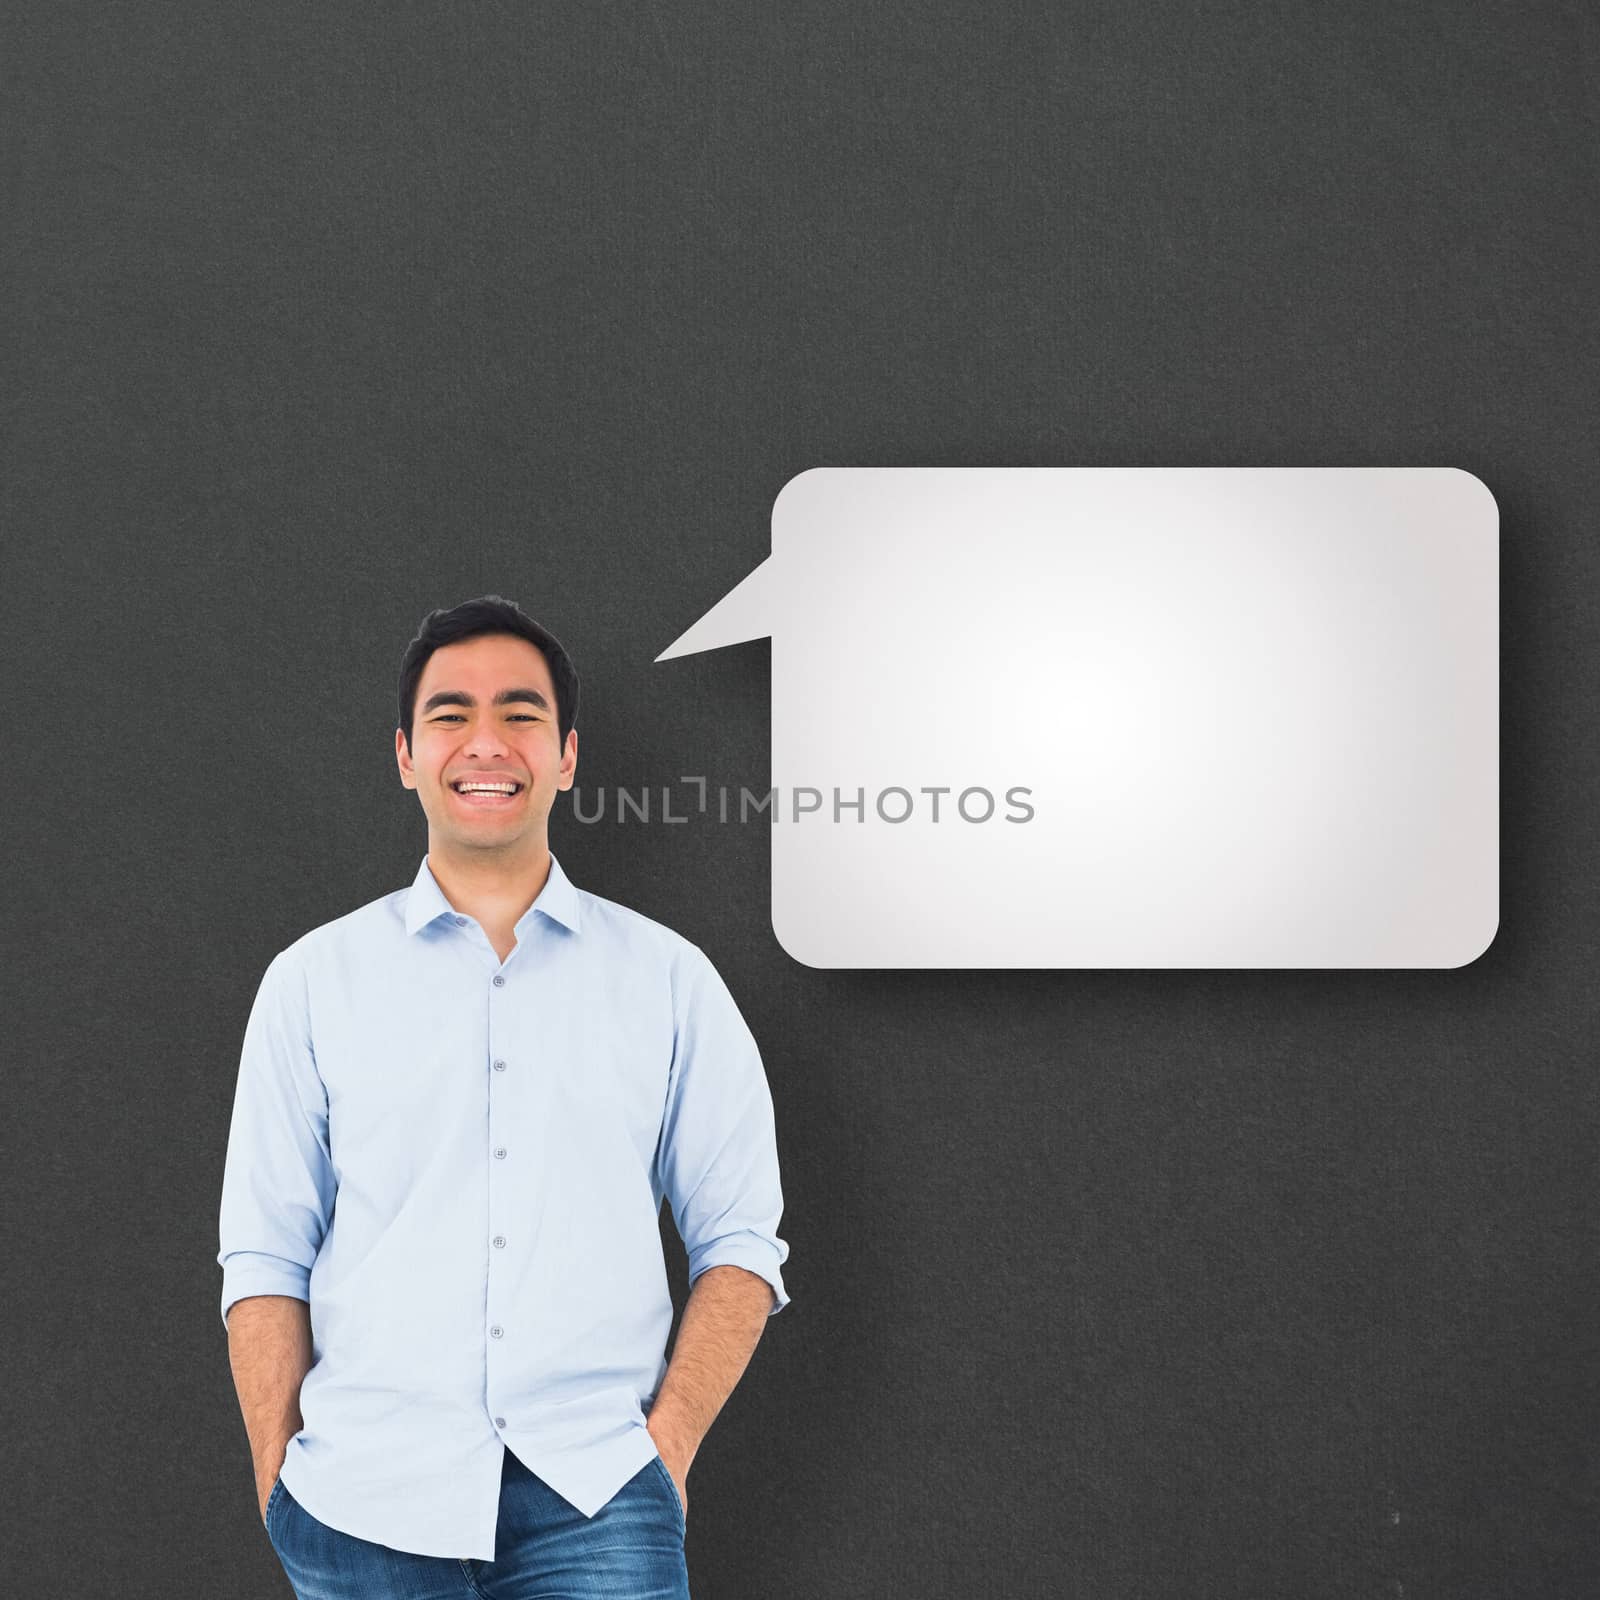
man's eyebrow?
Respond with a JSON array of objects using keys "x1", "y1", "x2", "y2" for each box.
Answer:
[{"x1": 420, "y1": 687, "x2": 552, "y2": 714}]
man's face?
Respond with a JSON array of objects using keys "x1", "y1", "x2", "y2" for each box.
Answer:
[{"x1": 396, "y1": 632, "x2": 577, "y2": 853}]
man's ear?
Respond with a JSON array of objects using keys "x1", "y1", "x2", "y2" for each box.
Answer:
[
  {"x1": 559, "y1": 728, "x2": 578, "y2": 791},
  {"x1": 395, "y1": 727, "x2": 415, "y2": 788}
]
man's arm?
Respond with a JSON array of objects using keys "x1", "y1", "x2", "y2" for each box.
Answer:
[
  {"x1": 646, "y1": 1265, "x2": 775, "y2": 1518},
  {"x1": 217, "y1": 948, "x2": 335, "y2": 1526},
  {"x1": 227, "y1": 1295, "x2": 314, "y2": 1523},
  {"x1": 650, "y1": 943, "x2": 792, "y2": 1520}
]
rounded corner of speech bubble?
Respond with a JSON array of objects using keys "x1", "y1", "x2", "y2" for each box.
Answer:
[
  {"x1": 1437, "y1": 465, "x2": 1499, "y2": 525},
  {"x1": 769, "y1": 897, "x2": 829, "y2": 971},
  {"x1": 771, "y1": 464, "x2": 832, "y2": 518},
  {"x1": 1441, "y1": 906, "x2": 1501, "y2": 971}
]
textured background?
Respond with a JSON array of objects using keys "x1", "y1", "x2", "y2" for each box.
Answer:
[{"x1": 3, "y1": 2, "x2": 1596, "y2": 1596}]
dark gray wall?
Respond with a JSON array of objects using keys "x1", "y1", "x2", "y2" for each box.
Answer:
[{"x1": 3, "y1": 3, "x2": 1595, "y2": 1596}]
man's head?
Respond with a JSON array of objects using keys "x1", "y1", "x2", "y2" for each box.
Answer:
[{"x1": 396, "y1": 596, "x2": 580, "y2": 856}]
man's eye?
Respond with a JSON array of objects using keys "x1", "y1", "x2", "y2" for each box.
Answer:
[{"x1": 431, "y1": 713, "x2": 539, "y2": 722}]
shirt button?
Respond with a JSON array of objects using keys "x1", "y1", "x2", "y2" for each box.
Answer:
[
  {"x1": 493, "y1": 1146, "x2": 507, "y2": 1158},
  {"x1": 453, "y1": 915, "x2": 468, "y2": 926},
  {"x1": 493, "y1": 975, "x2": 506, "y2": 987},
  {"x1": 490, "y1": 1325, "x2": 503, "y2": 1339},
  {"x1": 493, "y1": 1416, "x2": 507, "y2": 1429},
  {"x1": 493, "y1": 1235, "x2": 506, "y2": 1248},
  {"x1": 493, "y1": 1060, "x2": 507, "y2": 1072}
]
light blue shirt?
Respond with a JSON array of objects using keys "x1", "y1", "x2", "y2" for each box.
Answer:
[{"x1": 217, "y1": 851, "x2": 790, "y2": 1559}]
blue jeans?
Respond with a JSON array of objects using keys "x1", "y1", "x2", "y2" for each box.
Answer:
[{"x1": 265, "y1": 1448, "x2": 690, "y2": 1599}]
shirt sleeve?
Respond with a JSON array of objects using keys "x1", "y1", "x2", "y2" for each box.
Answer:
[
  {"x1": 654, "y1": 943, "x2": 791, "y2": 1316},
  {"x1": 216, "y1": 947, "x2": 337, "y2": 1330}
]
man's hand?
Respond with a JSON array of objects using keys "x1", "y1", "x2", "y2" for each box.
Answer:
[{"x1": 646, "y1": 1419, "x2": 691, "y2": 1524}]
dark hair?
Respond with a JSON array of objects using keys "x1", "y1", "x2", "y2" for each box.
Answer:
[{"x1": 397, "y1": 595, "x2": 580, "y2": 754}]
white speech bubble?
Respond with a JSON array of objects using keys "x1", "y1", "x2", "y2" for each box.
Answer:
[{"x1": 658, "y1": 468, "x2": 1498, "y2": 969}]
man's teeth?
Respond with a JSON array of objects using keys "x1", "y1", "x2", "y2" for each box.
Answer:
[{"x1": 455, "y1": 784, "x2": 518, "y2": 794}]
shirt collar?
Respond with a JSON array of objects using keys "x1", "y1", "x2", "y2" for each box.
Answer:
[{"x1": 403, "y1": 850, "x2": 583, "y2": 937}]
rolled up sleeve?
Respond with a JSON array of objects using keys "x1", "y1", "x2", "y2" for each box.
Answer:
[
  {"x1": 217, "y1": 947, "x2": 336, "y2": 1329},
  {"x1": 655, "y1": 944, "x2": 791, "y2": 1315}
]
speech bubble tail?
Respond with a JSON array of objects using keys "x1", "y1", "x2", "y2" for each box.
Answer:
[{"x1": 655, "y1": 555, "x2": 779, "y2": 661}]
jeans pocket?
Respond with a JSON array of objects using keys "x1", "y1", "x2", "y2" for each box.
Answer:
[
  {"x1": 264, "y1": 1474, "x2": 287, "y2": 1540},
  {"x1": 651, "y1": 1455, "x2": 686, "y2": 1532}
]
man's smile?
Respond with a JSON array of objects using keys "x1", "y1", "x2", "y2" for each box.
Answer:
[{"x1": 449, "y1": 777, "x2": 525, "y2": 808}]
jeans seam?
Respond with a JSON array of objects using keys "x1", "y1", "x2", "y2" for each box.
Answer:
[{"x1": 457, "y1": 1557, "x2": 493, "y2": 1599}]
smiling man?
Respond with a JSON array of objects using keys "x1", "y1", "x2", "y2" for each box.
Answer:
[{"x1": 218, "y1": 594, "x2": 791, "y2": 1600}]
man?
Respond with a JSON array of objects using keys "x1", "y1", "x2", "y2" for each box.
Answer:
[{"x1": 218, "y1": 594, "x2": 790, "y2": 1599}]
